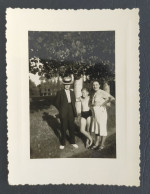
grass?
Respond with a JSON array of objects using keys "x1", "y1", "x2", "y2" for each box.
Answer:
[{"x1": 30, "y1": 98, "x2": 116, "y2": 158}]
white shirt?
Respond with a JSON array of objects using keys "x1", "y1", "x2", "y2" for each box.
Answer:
[{"x1": 65, "y1": 89, "x2": 71, "y2": 103}]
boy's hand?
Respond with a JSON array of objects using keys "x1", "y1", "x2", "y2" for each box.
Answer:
[
  {"x1": 77, "y1": 113, "x2": 81, "y2": 117},
  {"x1": 53, "y1": 113, "x2": 60, "y2": 119}
]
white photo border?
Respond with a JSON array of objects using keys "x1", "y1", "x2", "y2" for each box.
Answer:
[{"x1": 6, "y1": 8, "x2": 140, "y2": 186}]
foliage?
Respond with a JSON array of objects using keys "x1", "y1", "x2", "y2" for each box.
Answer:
[
  {"x1": 85, "y1": 61, "x2": 115, "y2": 83},
  {"x1": 29, "y1": 31, "x2": 115, "y2": 81}
]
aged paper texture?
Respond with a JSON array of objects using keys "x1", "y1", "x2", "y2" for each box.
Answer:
[{"x1": 7, "y1": 8, "x2": 140, "y2": 186}]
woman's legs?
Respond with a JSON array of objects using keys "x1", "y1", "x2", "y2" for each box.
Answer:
[
  {"x1": 93, "y1": 107, "x2": 107, "y2": 148},
  {"x1": 93, "y1": 135, "x2": 101, "y2": 148},
  {"x1": 93, "y1": 111, "x2": 101, "y2": 147},
  {"x1": 99, "y1": 108, "x2": 107, "y2": 149},
  {"x1": 80, "y1": 117, "x2": 92, "y2": 147},
  {"x1": 100, "y1": 136, "x2": 107, "y2": 148}
]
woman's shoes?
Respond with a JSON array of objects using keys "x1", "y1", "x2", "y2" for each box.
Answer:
[
  {"x1": 90, "y1": 144, "x2": 105, "y2": 151},
  {"x1": 98, "y1": 145, "x2": 105, "y2": 151},
  {"x1": 93, "y1": 145, "x2": 100, "y2": 150},
  {"x1": 90, "y1": 144, "x2": 99, "y2": 150}
]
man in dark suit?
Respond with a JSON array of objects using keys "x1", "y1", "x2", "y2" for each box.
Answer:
[{"x1": 55, "y1": 76, "x2": 78, "y2": 150}]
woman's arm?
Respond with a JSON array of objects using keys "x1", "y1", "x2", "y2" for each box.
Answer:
[
  {"x1": 101, "y1": 95, "x2": 115, "y2": 107},
  {"x1": 100, "y1": 97, "x2": 111, "y2": 107}
]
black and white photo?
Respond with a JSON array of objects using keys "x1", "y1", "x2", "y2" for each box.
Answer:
[
  {"x1": 29, "y1": 31, "x2": 116, "y2": 158},
  {"x1": 7, "y1": 9, "x2": 140, "y2": 185}
]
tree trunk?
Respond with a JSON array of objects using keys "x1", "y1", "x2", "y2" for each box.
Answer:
[
  {"x1": 103, "y1": 81, "x2": 110, "y2": 93},
  {"x1": 73, "y1": 76, "x2": 83, "y2": 114},
  {"x1": 103, "y1": 81, "x2": 111, "y2": 107}
]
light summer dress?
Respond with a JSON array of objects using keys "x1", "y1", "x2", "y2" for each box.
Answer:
[{"x1": 91, "y1": 89, "x2": 111, "y2": 136}]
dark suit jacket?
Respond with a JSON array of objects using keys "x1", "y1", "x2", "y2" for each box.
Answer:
[{"x1": 55, "y1": 89, "x2": 77, "y2": 118}]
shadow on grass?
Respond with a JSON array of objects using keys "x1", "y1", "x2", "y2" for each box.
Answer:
[
  {"x1": 30, "y1": 96, "x2": 56, "y2": 113},
  {"x1": 42, "y1": 112, "x2": 61, "y2": 144},
  {"x1": 42, "y1": 112, "x2": 85, "y2": 146},
  {"x1": 71, "y1": 133, "x2": 116, "y2": 158}
]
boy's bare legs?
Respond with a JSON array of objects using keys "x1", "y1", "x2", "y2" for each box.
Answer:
[
  {"x1": 86, "y1": 117, "x2": 93, "y2": 147},
  {"x1": 80, "y1": 117, "x2": 93, "y2": 148}
]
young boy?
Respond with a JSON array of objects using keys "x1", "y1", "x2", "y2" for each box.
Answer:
[{"x1": 77, "y1": 88, "x2": 93, "y2": 148}]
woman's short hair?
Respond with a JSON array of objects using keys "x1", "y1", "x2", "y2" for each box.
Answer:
[{"x1": 92, "y1": 80, "x2": 100, "y2": 85}]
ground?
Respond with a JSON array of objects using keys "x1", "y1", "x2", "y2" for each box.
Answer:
[{"x1": 30, "y1": 97, "x2": 116, "y2": 159}]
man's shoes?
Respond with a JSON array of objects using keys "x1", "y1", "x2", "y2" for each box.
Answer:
[
  {"x1": 59, "y1": 145, "x2": 65, "y2": 150},
  {"x1": 71, "y1": 144, "x2": 79, "y2": 148}
]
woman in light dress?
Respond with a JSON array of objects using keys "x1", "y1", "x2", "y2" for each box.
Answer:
[{"x1": 91, "y1": 81, "x2": 115, "y2": 150}]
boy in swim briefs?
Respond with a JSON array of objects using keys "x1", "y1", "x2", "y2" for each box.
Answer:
[{"x1": 77, "y1": 88, "x2": 93, "y2": 148}]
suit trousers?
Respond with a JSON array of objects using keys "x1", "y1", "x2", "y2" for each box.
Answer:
[{"x1": 60, "y1": 103, "x2": 75, "y2": 145}]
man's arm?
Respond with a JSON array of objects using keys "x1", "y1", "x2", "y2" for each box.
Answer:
[
  {"x1": 72, "y1": 91, "x2": 77, "y2": 117},
  {"x1": 55, "y1": 91, "x2": 61, "y2": 112}
]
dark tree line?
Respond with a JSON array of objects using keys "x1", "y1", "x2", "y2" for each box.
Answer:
[{"x1": 29, "y1": 31, "x2": 115, "y2": 83}]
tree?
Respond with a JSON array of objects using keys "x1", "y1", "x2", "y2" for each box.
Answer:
[
  {"x1": 29, "y1": 31, "x2": 115, "y2": 112},
  {"x1": 29, "y1": 31, "x2": 115, "y2": 79},
  {"x1": 85, "y1": 61, "x2": 115, "y2": 93}
]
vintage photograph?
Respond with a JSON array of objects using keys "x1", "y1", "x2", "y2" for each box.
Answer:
[
  {"x1": 7, "y1": 9, "x2": 140, "y2": 185},
  {"x1": 29, "y1": 31, "x2": 116, "y2": 159}
]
